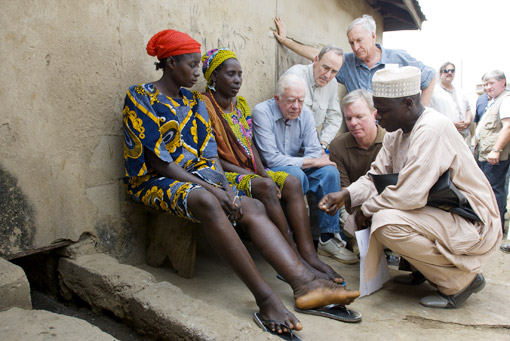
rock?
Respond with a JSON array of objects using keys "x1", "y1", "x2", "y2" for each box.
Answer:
[{"x1": 0, "y1": 257, "x2": 31, "y2": 311}]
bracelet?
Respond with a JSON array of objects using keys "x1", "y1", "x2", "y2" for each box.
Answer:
[{"x1": 492, "y1": 148, "x2": 503, "y2": 153}]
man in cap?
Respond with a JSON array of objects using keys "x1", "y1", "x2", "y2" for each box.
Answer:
[{"x1": 319, "y1": 66, "x2": 502, "y2": 308}]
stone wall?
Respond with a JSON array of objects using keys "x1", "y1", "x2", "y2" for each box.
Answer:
[{"x1": 0, "y1": 0, "x2": 382, "y2": 261}]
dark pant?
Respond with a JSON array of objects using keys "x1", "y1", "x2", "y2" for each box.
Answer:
[{"x1": 479, "y1": 159, "x2": 510, "y2": 231}]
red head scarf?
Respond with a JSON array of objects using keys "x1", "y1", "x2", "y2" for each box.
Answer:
[{"x1": 146, "y1": 29, "x2": 201, "y2": 60}]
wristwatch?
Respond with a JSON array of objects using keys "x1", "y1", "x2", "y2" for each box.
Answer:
[
  {"x1": 492, "y1": 148, "x2": 503, "y2": 153},
  {"x1": 320, "y1": 143, "x2": 328, "y2": 150}
]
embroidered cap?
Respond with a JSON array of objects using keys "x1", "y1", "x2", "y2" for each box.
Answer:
[{"x1": 372, "y1": 66, "x2": 421, "y2": 98}]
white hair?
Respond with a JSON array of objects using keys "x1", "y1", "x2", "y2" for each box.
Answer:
[
  {"x1": 347, "y1": 14, "x2": 376, "y2": 35},
  {"x1": 276, "y1": 73, "x2": 306, "y2": 96},
  {"x1": 482, "y1": 70, "x2": 506, "y2": 84}
]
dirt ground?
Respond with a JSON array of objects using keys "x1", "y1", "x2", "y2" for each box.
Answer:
[{"x1": 135, "y1": 232, "x2": 510, "y2": 341}]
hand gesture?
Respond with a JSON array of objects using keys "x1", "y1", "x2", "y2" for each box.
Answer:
[
  {"x1": 211, "y1": 187, "x2": 243, "y2": 225},
  {"x1": 487, "y1": 150, "x2": 501, "y2": 165},
  {"x1": 353, "y1": 207, "x2": 371, "y2": 230},
  {"x1": 274, "y1": 182, "x2": 282, "y2": 199},
  {"x1": 319, "y1": 190, "x2": 348, "y2": 215},
  {"x1": 273, "y1": 17, "x2": 287, "y2": 43}
]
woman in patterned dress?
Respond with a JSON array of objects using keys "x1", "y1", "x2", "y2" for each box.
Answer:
[
  {"x1": 122, "y1": 30, "x2": 359, "y2": 336},
  {"x1": 201, "y1": 48, "x2": 342, "y2": 281}
]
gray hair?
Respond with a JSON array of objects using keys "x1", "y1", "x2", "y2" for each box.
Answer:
[
  {"x1": 439, "y1": 61, "x2": 455, "y2": 73},
  {"x1": 318, "y1": 45, "x2": 344, "y2": 60},
  {"x1": 482, "y1": 70, "x2": 506, "y2": 84},
  {"x1": 347, "y1": 14, "x2": 376, "y2": 35},
  {"x1": 276, "y1": 73, "x2": 306, "y2": 97},
  {"x1": 341, "y1": 89, "x2": 375, "y2": 113}
]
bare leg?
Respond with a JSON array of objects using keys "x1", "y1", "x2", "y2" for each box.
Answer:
[
  {"x1": 189, "y1": 189, "x2": 359, "y2": 331},
  {"x1": 187, "y1": 189, "x2": 301, "y2": 333},
  {"x1": 280, "y1": 176, "x2": 343, "y2": 281},
  {"x1": 237, "y1": 196, "x2": 360, "y2": 309},
  {"x1": 251, "y1": 177, "x2": 340, "y2": 282}
]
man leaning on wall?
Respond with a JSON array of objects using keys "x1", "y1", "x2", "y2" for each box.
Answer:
[{"x1": 273, "y1": 15, "x2": 436, "y2": 105}]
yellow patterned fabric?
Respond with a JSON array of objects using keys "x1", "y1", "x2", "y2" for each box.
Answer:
[
  {"x1": 225, "y1": 170, "x2": 287, "y2": 197},
  {"x1": 122, "y1": 83, "x2": 235, "y2": 222},
  {"x1": 201, "y1": 48, "x2": 238, "y2": 88}
]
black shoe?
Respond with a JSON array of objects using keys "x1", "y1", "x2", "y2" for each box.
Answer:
[
  {"x1": 420, "y1": 273, "x2": 485, "y2": 309},
  {"x1": 394, "y1": 271, "x2": 426, "y2": 285},
  {"x1": 500, "y1": 243, "x2": 510, "y2": 254}
]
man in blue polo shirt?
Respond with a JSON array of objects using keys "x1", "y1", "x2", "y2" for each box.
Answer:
[{"x1": 273, "y1": 15, "x2": 436, "y2": 105}]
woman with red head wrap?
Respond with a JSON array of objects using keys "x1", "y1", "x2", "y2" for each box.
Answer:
[{"x1": 122, "y1": 30, "x2": 359, "y2": 339}]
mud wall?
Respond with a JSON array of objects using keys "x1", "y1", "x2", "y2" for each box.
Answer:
[{"x1": 0, "y1": 0, "x2": 382, "y2": 261}]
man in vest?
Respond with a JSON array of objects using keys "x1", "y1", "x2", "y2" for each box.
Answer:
[{"x1": 475, "y1": 70, "x2": 510, "y2": 233}]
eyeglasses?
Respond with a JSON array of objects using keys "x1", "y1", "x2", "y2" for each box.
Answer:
[{"x1": 441, "y1": 69, "x2": 455, "y2": 74}]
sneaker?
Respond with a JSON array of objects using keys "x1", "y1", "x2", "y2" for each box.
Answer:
[{"x1": 318, "y1": 238, "x2": 359, "y2": 264}]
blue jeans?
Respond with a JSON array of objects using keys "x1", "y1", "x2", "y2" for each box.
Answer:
[
  {"x1": 479, "y1": 159, "x2": 510, "y2": 231},
  {"x1": 270, "y1": 165, "x2": 340, "y2": 234}
]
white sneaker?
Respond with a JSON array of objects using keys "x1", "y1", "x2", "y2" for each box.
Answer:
[{"x1": 318, "y1": 238, "x2": 359, "y2": 264}]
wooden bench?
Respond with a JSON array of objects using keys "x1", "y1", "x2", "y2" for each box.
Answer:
[
  {"x1": 145, "y1": 195, "x2": 317, "y2": 279},
  {"x1": 145, "y1": 213, "x2": 198, "y2": 278}
]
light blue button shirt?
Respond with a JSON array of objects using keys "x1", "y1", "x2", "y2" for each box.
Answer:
[
  {"x1": 336, "y1": 44, "x2": 436, "y2": 93},
  {"x1": 252, "y1": 98, "x2": 323, "y2": 168}
]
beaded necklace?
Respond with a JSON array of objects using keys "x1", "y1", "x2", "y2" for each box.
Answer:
[{"x1": 209, "y1": 89, "x2": 233, "y2": 114}]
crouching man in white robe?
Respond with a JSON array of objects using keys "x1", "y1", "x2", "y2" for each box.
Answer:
[{"x1": 319, "y1": 66, "x2": 502, "y2": 309}]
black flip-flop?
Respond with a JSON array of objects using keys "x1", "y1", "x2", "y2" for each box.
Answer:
[
  {"x1": 295, "y1": 304, "x2": 362, "y2": 323},
  {"x1": 253, "y1": 312, "x2": 302, "y2": 341}
]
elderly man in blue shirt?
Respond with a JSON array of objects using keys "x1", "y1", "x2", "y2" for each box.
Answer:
[
  {"x1": 252, "y1": 73, "x2": 358, "y2": 264},
  {"x1": 273, "y1": 15, "x2": 436, "y2": 105}
]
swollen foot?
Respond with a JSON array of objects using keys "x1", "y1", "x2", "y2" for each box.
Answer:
[
  {"x1": 301, "y1": 251, "x2": 344, "y2": 284},
  {"x1": 309, "y1": 258, "x2": 344, "y2": 284},
  {"x1": 294, "y1": 279, "x2": 360, "y2": 310}
]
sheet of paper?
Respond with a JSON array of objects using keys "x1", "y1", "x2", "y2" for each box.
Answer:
[{"x1": 355, "y1": 228, "x2": 390, "y2": 297}]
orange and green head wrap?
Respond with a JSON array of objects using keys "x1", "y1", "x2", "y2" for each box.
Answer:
[{"x1": 201, "y1": 48, "x2": 238, "y2": 90}]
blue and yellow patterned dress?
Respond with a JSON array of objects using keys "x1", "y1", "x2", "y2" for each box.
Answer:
[{"x1": 123, "y1": 83, "x2": 231, "y2": 222}]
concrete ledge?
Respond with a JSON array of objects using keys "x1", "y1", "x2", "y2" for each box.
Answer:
[
  {"x1": 0, "y1": 257, "x2": 31, "y2": 311},
  {"x1": 0, "y1": 307, "x2": 115, "y2": 340},
  {"x1": 58, "y1": 253, "x2": 269, "y2": 340}
]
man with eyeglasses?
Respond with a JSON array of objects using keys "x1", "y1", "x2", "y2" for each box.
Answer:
[
  {"x1": 283, "y1": 45, "x2": 344, "y2": 151},
  {"x1": 273, "y1": 15, "x2": 436, "y2": 105},
  {"x1": 430, "y1": 62, "x2": 473, "y2": 145},
  {"x1": 253, "y1": 74, "x2": 353, "y2": 264}
]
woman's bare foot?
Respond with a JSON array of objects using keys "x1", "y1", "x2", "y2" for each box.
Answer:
[
  {"x1": 294, "y1": 278, "x2": 360, "y2": 310},
  {"x1": 302, "y1": 254, "x2": 344, "y2": 284},
  {"x1": 257, "y1": 292, "x2": 303, "y2": 333}
]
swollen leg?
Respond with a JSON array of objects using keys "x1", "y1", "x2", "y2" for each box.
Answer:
[
  {"x1": 239, "y1": 197, "x2": 359, "y2": 307},
  {"x1": 251, "y1": 177, "x2": 339, "y2": 282},
  {"x1": 251, "y1": 177, "x2": 294, "y2": 245},
  {"x1": 187, "y1": 189, "x2": 301, "y2": 330},
  {"x1": 281, "y1": 176, "x2": 343, "y2": 282}
]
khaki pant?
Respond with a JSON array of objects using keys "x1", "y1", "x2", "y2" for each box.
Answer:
[{"x1": 373, "y1": 222, "x2": 476, "y2": 295}]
